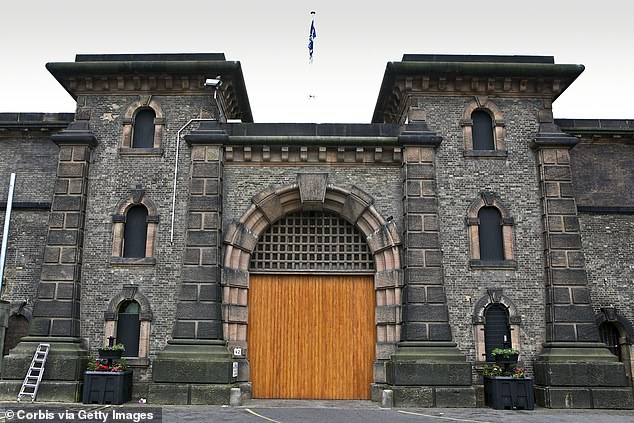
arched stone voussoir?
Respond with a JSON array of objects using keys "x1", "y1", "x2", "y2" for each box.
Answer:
[
  {"x1": 472, "y1": 288, "x2": 520, "y2": 325},
  {"x1": 104, "y1": 285, "x2": 153, "y2": 321},
  {"x1": 366, "y1": 221, "x2": 401, "y2": 254},
  {"x1": 339, "y1": 185, "x2": 374, "y2": 224},
  {"x1": 251, "y1": 187, "x2": 285, "y2": 224},
  {"x1": 222, "y1": 267, "x2": 249, "y2": 288},
  {"x1": 224, "y1": 220, "x2": 258, "y2": 252}
]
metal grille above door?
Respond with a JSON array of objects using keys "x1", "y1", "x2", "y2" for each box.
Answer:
[{"x1": 250, "y1": 211, "x2": 374, "y2": 273}]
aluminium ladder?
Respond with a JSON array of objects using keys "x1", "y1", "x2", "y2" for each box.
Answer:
[{"x1": 17, "y1": 343, "x2": 50, "y2": 402}]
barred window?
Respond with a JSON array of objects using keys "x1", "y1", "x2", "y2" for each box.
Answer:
[{"x1": 250, "y1": 211, "x2": 373, "y2": 272}]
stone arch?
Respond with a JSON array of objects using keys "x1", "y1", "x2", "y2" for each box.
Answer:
[
  {"x1": 103, "y1": 284, "x2": 153, "y2": 361},
  {"x1": 466, "y1": 191, "x2": 515, "y2": 264},
  {"x1": 111, "y1": 187, "x2": 159, "y2": 261},
  {"x1": 4, "y1": 301, "x2": 33, "y2": 356},
  {"x1": 472, "y1": 288, "x2": 521, "y2": 362},
  {"x1": 595, "y1": 307, "x2": 634, "y2": 382},
  {"x1": 461, "y1": 96, "x2": 507, "y2": 152},
  {"x1": 222, "y1": 174, "x2": 402, "y2": 362},
  {"x1": 121, "y1": 96, "x2": 165, "y2": 150}
]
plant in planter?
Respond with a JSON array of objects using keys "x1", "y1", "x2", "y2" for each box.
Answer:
[
  {"x1": 482, "y1": 361, "x2": 534, "y2": 410},
  {"x1": 83, "y1": 356, "x2": 132, "y2": 405},
  {"x1": 491, "y1": 347, "x2": 519, "y2": 364},
  {"x1": 97, "y1": 343, "x2": 125, "y2": 360}
]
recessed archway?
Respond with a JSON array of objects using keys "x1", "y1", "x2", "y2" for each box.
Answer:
[{"x1": 222, "y1": 175, "x2": 403, "y2": 396}]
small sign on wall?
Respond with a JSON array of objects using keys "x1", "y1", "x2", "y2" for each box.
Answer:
[{"x1": 232, "y1": 362, "x2": 239, "y2": 378}]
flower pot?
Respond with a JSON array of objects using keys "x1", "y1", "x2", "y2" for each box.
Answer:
[
  {"x1": 83, "y1": 370, "x2": 133, "y2": 405},
  {"x1": 484, "y1": 376, "x2": 534, "y2": 410},
  {"x1": 98, "y1": 349, "x2": 123, "y2": 360}
]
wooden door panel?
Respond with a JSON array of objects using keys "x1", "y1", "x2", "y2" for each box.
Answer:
[{"x1": 248, "y1": 274, "x2": 376, "y2": 399}]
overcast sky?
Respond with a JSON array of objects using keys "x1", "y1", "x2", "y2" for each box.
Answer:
[{"x1": 1, "y1": 1, "x2": 632, "y2": 123}]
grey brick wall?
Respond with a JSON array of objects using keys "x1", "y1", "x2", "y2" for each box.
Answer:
[
  {"x1": 414, "y1": 96, "x2": 546, "y2": 370},
  {"x1": 0, "y1": 132, "x2": 59, "y2": 305},
  {"x1": 581, "y1": 213, "x2": 634, "y2": 326},
  {"x1": 79, "y1": 94, "x2": 215, "y2": 381},
  {"x1": 223, "y1": 165, "x2": 402, "y2": 232}
]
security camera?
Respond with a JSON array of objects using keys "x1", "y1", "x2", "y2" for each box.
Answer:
[{"x1": 204, "y1": 78, "x2": 222, "y2": 88}]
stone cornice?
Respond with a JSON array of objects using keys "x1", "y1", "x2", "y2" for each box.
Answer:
[
  {"x1": 46, "y1": 60, "x2": 253, "y2": 122},
  {"x1": 373, "y1": 61, "x2": 584, "y2": 123}
]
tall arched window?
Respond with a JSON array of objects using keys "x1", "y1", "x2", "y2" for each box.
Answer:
[
  {"x1": 123, "y1": 205, "x2": 148, "y2": 258},
  {"x1": 471, "y1": 110, "x2": 495, "y2": 150},
  {"x1": 111, "y1": 189, "x2": 158, "y2": 265},
  {"x1": 478, "y1": 207, "x2": 504, "y2": 261},
  {"x1": 131, "y1": 108, "x2": 156, "y2": 148},
  {"x1": 117, "y1": 300, "x2": 140, "y2": 357},
  {"x1": 467, "y1": 192, "x2": 515, "y2": 268},
  {"x1": 484, "y1": 304, "x2": 511, "y2": 361}
]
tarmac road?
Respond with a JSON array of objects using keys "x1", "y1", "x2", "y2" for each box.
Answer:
[{"x1": 2, "y1": 400, "x2": 634, "y2": 423}]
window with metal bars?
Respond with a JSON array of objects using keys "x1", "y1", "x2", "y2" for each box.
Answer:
[{"x1": 250, "y1": 211, "x2": 373, "y2": 273}]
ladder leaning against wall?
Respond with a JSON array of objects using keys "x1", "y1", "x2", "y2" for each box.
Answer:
[{"x1": 17, "y1": 343, "x2": 50, "y2": 402}]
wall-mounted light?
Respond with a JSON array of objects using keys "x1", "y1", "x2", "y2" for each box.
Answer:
[{"x1": 204, "y1": 77, "x2": 222, "y2": 88}]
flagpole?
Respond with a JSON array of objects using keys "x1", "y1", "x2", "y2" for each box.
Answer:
[{"x1": 308, "y1": 11, "x2": 317, "y2": 121}]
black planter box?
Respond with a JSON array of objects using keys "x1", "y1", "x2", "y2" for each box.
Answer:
[
  {"x1": 493, "y1": 353, "x2": 519, "y2": 365},
  {"x1": 484, "y1": 376, "x2": 534, "y2": 410},
  {"x1": 83, "y1": 371, "x2": 133, "y2": 405},
  {"x1": 98, "y1": 349, "x2": 123, "y2": 360}
]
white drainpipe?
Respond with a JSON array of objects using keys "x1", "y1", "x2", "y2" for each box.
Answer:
[{"x1": 0, "y1": 173, "x2": 16, "y2": 295}]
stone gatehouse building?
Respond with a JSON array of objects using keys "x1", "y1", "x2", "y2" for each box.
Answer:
[{"x1": 0, "y1": 53, "x2": 632, "y2": 408}]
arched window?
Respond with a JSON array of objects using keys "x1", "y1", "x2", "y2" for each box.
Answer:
[
  {"x1": 472, "y1": 110, "x2": 495, "y2": 150},
  {"x1": 478, "y1": 207, "x2": 504, "y2": 261},
  {"x1": 120, "y1": 99, "x2": 164, "y2": 155},
  {"x1": 484, "y1": 304, "x2": 512, "y2": 361},
  {"x1": 461, "y1": 98, "x2": 507, "y2": 157},
  {"x1": 111, "y1": 188, "x2": 158, "y2": 265},
  {"x1": 117, "y1": 300, "x2": 140, "y2": 357},
  {"x1": 104, "y1": 286, "x2": 153, "y2": 366},
  {"x1": 467, "y1": 192, "x2": 516, "y2": 268},
  {"x1": 132, "y1": 108, "x2": 156, "y2": 148},
  {"x1": 123, "y1": 205, "x2": 148, "y2": 258},
  {"x1": 473, "y1": 289, "x2": 520, "y2": 362},
  {"x1": 600, "y1": 321, "x2": 622, "y2": 361}
]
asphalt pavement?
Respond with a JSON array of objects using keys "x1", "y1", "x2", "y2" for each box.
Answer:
[{"x1": 2, "y1": 400, "x2": 634, "y2": 423}]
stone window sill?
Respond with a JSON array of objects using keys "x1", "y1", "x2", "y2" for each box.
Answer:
[
  {"x1": 464, "y1": 150, "x2": 508, "y2": 159},
  {"x1": 119, "y1": 147, "x2": 164, "y2": 157},
  {"x1": 110, "y1": 257, "x2": 157, "y2": 266},
  {"x1": 469, "y1": 259, "x2": 517, "y2": 269},
  {"x1": 123, "y1": 357, "x2": 150, "y2": 367}
]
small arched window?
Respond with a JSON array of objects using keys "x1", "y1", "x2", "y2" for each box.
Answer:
[
  {"x1": 131, "y1": 108, "x2": 156, "y2": 148},
  {"x1": 472, "y1": 110, "x2": 495, "y2": 150},
  {"x1": 123, "y1": 205, "x2": 148, "y2": 258},
  {"x1": 484, "y1": 304, "x2": 511, "y2": 361},
  {"x1": 117, "y1": 300, "x2": 140, "y2": 357},
  {"x1": 478, "y1": 207, "x2": 504, "y2": 261}
]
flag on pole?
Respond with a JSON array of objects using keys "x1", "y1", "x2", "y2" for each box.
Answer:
[{"x1": 308, "y1": 13, "x2": 317, "y2": 63}]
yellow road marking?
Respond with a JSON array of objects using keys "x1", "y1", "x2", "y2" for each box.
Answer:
[
  {"x1": 398, "y1": 410, "x2": 495, "y2": 423},
  {"x1": 245, "y1": 408, "x2": 283, "y2": 423}
]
